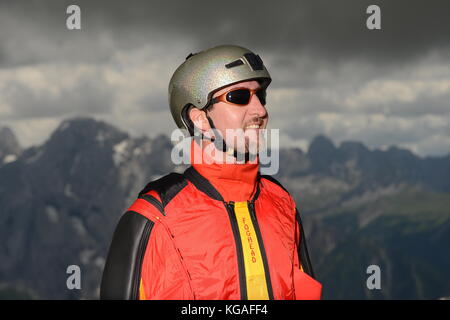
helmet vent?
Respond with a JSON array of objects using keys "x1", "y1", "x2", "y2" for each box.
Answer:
[
  {"x1": 225, "y1": 59, "x2": 244, "y2": 69},
  {"x1": 243, "y1": 53, "x2": 264, "y2": 71}
]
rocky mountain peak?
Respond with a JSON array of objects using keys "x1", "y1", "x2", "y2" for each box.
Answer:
[
  {"x1": 307, "y1": 135, "x2": 337, "y2": 173},
  {"x1": 47, "y1": 117, "x2": 129, "y2": 149},
  {"x1": 308, "y1": 135, "x2": 336, "y2": 155}
]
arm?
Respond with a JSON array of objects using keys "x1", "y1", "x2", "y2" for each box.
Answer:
[
  {"x1": 100, "y1": 211, "x2": 154, "y2": 300},
  {"x1": 295, "y1": 208, "x2": 315, "y2": 278},
  {"x1": 293, "y1": 207, "x2": 322, "y2": 300}
]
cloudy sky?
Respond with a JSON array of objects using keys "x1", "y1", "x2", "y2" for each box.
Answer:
[{"x1": 0, "y1": 0, "x2": 449, "y2": 156}]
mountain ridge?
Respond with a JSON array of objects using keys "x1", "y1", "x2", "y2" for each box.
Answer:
[{"x1": 0, "y1": 117, "x2": 449, "y2": 299}]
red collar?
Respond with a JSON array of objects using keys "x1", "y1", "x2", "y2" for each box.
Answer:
[{"x1": 190, "y1": 139, "x2": 259, "y2": 202}]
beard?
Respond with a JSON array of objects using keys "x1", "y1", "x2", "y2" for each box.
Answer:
[
  {"x1": 221, "y1": 127, "x2": 267, "y2": 156},
  {"x1": 245, "y1": 128, "x2": 267, "y2": 156}
]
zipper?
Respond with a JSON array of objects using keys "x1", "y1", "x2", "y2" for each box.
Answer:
[
  {"x1": 247, "y1": 200, "x2": 274, "y2": 300},
  {"x1": 224, "y1": 201, "x2": 248, "y2": 300}
]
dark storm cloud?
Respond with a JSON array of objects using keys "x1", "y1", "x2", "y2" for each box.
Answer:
[{"x1": 1, "y1": 0, "x2": 449, "y2": 67}]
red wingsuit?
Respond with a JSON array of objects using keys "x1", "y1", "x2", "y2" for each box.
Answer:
[{"x1": 101, "y1": 139, "x2": 322, "y2": 300}]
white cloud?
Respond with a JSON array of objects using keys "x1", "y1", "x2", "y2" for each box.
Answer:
[
  {"x1": 5, "y1": 117, "x2": 61, "y2": 148},
  {"x1": 0, "y1": 42, "x2": 191, "y2": 148},
  {"x1": 344, "y1": 79, "x2": 450, "y2": 110},
  {"x1": 263, "y1": 50, "x2": 450, "y2": 157}
]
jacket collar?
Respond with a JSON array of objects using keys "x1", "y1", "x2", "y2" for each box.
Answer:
[{"x1": 185, "y1": 139, "x2": 260, "y2": 203}]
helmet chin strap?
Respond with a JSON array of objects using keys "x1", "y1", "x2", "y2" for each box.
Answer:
[{"x1": 201, "y1": 115, "x2": 257, "y2": 163}]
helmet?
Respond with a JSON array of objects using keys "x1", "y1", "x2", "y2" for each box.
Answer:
[{"x1": 168, "y1": 45, "x2": 272, "y2": 134}]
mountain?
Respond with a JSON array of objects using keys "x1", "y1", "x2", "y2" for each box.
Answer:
[
  {"x1": 0, "y1": 127, "x2": 22, "y2": 166},
  {"x1": 0, "y1": 118, "x2": 178, "y2": 299},
  {"x1": 0, "y1": 117, "x2": 449, "y2": 299},
  {"x1": 275, "y1": 136, "x2": 450, "y2": 299}
]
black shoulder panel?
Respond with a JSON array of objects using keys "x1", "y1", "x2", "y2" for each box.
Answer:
[
  {"x1": 138, "y1": 172, "x2": 188, "y2": 208},
  {"x1": 100, "y1": 211, "x2": 154, "y2": 300},
  {"x1": 296, "y1": 209, "x2": 315, "y2": 279},
  {"x1": 260, "y1": 174, "x2": 289, "y2": 194}
]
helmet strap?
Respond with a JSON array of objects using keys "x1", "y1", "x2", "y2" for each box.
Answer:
[{"x1": 205, "y1": 115, "x2": 256, "y2": 163}]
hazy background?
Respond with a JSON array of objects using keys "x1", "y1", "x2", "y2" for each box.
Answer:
[{"x1": 1, "y1": 0, "x2": 449, "y2": 156}]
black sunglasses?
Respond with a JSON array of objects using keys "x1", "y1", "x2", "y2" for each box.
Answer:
[{"x1": 210, "y1": 87, "x2": 267, "y2": 107}]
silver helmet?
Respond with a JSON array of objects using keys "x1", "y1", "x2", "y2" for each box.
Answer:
[{"x1": 168, "y1": 45, "x2": 271, "y2": 133}]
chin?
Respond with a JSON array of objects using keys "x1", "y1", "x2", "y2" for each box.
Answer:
[{"x1": 246, "y1": 137, "x2": 266, "y2": 155}]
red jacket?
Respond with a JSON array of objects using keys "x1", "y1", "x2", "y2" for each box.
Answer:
[{"x1": 100, "y1": 141, "x2": 322, "y2": 300}]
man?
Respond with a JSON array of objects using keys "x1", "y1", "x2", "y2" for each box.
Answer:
[{"x1": 100, "y1": 45, "x2": 322, "y2": 300}]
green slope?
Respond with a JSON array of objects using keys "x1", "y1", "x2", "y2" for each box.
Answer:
[{"x1": 311, "y1": 188, "x2": 450, "y2": 299}]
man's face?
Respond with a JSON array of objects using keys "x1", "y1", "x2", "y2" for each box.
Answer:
[{"x1": 206, "y1": 80, "x2": 269, "y2": 154}]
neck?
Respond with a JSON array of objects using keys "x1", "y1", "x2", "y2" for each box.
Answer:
[{"x1": 190, "y1": 139, "x2": 259, "y2": 202}]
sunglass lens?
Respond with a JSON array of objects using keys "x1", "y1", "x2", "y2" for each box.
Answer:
[
  {"x1": 256, "y1": 89, "x2": 266, "y2": 105},
  {"x1": 227, "y1": 89, "x2": 251, "y2": 105}
]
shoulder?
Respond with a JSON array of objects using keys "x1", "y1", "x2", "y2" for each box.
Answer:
[
  {"x1": 260, "y1": 174, "x2": 290, "y2": 194},
  {"x1": 100, "y1": 210, "x2": 154, "y2": 299},
  {"x1": 138, "y1": 172, "x2": 189, "y2": 208},
  {"x1": 259, "y1": 174, "x2": 297, "y2": 208}
]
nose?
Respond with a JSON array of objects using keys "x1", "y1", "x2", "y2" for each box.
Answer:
[{"x1": 248, "y1": 93, "x2": 267, "y2": 118}]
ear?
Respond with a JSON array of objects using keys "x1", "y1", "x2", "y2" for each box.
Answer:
[{"x1": 189, "y1": 108, "x2": 211, "y2": 133}]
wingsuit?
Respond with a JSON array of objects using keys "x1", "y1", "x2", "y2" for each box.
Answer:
[{"x1": 100, "y1": 45, "x2": 322, "y2": 300}]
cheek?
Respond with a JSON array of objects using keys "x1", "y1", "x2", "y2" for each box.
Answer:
[
  {"x1": 214, "y1": 108, "x2": 246, "y2": 129},
  {"x1": 229, "y1": 112, "x2": 246, "y2": 126}
]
